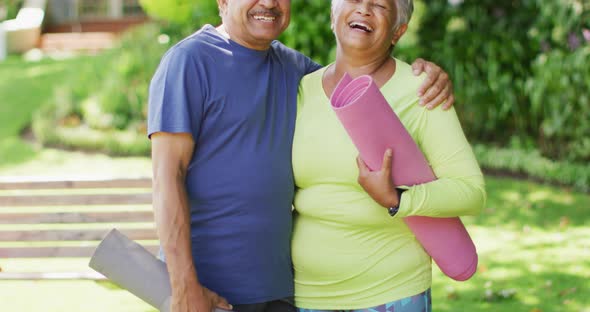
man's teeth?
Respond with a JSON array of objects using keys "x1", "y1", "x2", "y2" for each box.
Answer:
[
  {"x1": 349, "y1": 22, "x2": 373, "y2": 32},
  {"x1": 254, "y1": 15, "x2": 276, "y2": 21}
]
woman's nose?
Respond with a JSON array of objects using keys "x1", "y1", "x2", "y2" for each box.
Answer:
[{"x1": 355, "y1": 1, "x2": 372, "y2": 16}]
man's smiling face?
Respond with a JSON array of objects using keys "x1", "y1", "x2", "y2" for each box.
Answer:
[{"x1": 218, "y1": 0, "x2": 291, "y2": 50}]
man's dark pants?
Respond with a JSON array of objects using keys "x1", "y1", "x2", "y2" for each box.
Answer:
[{"x1": 232, "y1": 297, "x2": 296, "y2": 312}]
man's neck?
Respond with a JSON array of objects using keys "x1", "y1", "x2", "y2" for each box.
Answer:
[
  {"x1": 216, "y1": 24, "x2": 231, "y2": 39},
  {"x1": 215, "y1": 24, "x2": 272, "y2": 51}
]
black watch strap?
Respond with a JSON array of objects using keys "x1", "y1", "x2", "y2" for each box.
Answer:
[
  {"x1": 388, "y1": 205, "x2": 399, "y2": 217},
  {"x1": 388, "y1": 188, "x2": 405, "y2": 217}
]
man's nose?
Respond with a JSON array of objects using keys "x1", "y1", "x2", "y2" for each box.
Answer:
[{"x1": 258, "y1": 0, "x2": 278, "y2": 8}]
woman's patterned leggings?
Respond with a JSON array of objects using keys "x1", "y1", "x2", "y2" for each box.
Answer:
[{"x1": 297, "y1": 289, "x2": 431, "y2": 312}]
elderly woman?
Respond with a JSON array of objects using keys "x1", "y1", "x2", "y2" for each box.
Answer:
[{"x1": 291, "y1": 0, "x2": 486, "y2": 311}]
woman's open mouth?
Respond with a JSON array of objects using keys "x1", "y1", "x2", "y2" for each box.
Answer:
[{"x1": 349, "y1": 21, "x2": 373, "y2": 33}]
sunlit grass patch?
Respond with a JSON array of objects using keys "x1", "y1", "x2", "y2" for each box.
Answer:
[{"x1": 431, "y1": 176, "x2": 590, "y2": 312}]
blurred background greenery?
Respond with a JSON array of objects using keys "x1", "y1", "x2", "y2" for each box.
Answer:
[
  {"x1": 3, "y1": 0, "x2": 588, "y2": 190},
  {"x1": 0, "y1": 0, "x2": 589, "y2": 311}
]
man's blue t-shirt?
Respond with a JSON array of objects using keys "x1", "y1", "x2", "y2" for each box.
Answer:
[{"x1": 147, "y1": 25, "x2": 321, "y2": 304}]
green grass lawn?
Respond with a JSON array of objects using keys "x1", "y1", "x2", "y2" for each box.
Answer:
[
  {"x1": 431, "y1": 176, "x2": 590, "y2": 312},
  {"x1": 0, "y1": 175, "x2": 588, "y2": 312},
  {"x1": 0, "y1": 279, "x2": 156, "y2": 312}
]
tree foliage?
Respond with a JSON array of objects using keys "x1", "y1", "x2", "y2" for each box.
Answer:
[
  {"x1": 280, "y1": 0, "x2": 334, "y2": 65},
  {"x1": 417, "y1": 0, "x2": 590, "y2": 161},
  {"x1": 138, "y1": 0, "x2": 219, "y2": 28}
]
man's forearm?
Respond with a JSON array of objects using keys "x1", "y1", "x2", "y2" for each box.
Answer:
[{"x1": 152, "y1": 171, "x2": 200, "y2": 291}]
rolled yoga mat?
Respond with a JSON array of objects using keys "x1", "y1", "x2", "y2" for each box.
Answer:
[
  {"x1": 89, "y1": 229, "x2": 231, "y2": 311},
  {"x1": 330, "y1": 73, "x2": 477, "y2": 281}
]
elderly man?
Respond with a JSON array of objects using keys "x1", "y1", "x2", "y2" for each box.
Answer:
[{"x1": 148, "y1": 1, "x2": 454, "y2": 311}]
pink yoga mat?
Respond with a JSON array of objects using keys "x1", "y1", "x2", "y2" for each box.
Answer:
[{"x1": 331, "y1": 73, "x2": 477, "y2": 281}]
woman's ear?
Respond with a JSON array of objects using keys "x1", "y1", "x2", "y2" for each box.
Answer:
[
  {"x1": 391, "y1": 24, "x2": 408, "y2": 45},
  {"x1": 330, "y1": 9, "x2": 335, "y2": 31}
]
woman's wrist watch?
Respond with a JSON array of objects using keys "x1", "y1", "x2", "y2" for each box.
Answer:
[{"x1": 388, "y1": 188, "x2": 405, "y2": 217}]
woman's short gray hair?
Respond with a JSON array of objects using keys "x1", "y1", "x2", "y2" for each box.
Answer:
[
  {"x1": 395, "y1": 0, "x2": 414, "y2": 29},
  {"x1": 331, "y1": 0, "x2": 414, "y2": 30}
]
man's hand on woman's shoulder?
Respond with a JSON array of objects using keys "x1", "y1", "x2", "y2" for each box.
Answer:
[{"x1": 411, "y1": 58, "x2": 455, "y2": 111}]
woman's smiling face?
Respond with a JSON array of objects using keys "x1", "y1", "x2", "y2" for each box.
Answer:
[{"x1": 331, "y1": 0, "x2": 406, "y2": 55}]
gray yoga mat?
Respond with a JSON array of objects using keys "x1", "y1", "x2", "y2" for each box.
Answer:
[{"x1": 89, "y1": 229, "x2": 231, "y2": 312}]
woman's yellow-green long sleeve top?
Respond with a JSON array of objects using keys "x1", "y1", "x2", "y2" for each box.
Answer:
[{"x1": 291, "y1": 60, "x2": 486, "y2": 310}]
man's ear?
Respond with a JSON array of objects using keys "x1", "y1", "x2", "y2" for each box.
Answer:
[
  {"x1": 217, "y1": 0, "x2": 227, "y2": 15},
  {"x1": 391, "y1": 24, "x2": 408, "y2": 45}
]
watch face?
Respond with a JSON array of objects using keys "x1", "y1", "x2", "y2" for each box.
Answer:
[{"x1": 388, "y1": 206, "x2": 399, "y2": 217}]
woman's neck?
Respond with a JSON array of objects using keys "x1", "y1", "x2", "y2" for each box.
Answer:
[
  {"x1": 323, "y1": 50, "x2": 395, "y2": 98},
  {"x1": 334, "y1": 50, "x2": 392, "y2": 79}
]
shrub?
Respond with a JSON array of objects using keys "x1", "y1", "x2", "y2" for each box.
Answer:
[
  {"x1": 474, "y1": 144, "x2": 590, "y2": 193},
  {"x1": 92, "y1": 23, "x2": 170, "y2": 130},
  {"x1": 279, "y1": 0, "x2": 334, "y2": 65},
  {"x1": 417, "y1": 0, "x2": 589, "y2": 161},
  {"x1": 32, "y1": 111, "x2": 149, "y2": 156},
  {"x1": 526, "y1": 47, "x2": 590, "y2": 162},
  {"x1": 33, "y1": 23, "x2": 169, "y2": 156}
]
